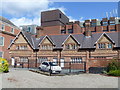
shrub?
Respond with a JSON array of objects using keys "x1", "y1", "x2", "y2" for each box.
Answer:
[
  {"x1": 0, "y1": 58, "x2": 9, "y2": 73},
  {"x1": 107, "y1": 70, "x2": 120, "y2": 76},
  {"x1": 107, "y1": 59, "x2": 120, "y2": 72}
]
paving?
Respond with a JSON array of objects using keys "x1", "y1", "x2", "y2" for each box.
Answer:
[{"x1": 1, "y1": 68, "x2": 118, "y2": 88}]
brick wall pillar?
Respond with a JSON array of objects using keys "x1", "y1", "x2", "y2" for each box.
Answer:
[
  {"x1": 57, "y1": 50, "x2": 61, "y2": 66},
  {"x1": 86, "y1": 50, "x2": 90, "y2": 73},
  {"x1": 118, "y1": 50, "x2": 120, "y2": 59}
]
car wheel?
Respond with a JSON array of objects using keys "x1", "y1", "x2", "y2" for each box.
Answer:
[
  {"x1": 39, "y1": 67, "x2": 41, "y2": 71},
  {"x1": 49, "y1": 69, "x2": 52, "y2": 74}
]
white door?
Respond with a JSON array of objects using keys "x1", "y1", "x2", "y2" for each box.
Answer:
[
  {"x1": 53, "y1": 58, "x2": 57, "y2": 64},
  {"x1": 11, "y1": 57, "x2": 15, "y2": 66},
  {"x1": 60, "y1": 58, "x2": 64, "y2": 67}
]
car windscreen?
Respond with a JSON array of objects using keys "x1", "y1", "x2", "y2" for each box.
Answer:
[{"x1": 49, "y1": 62, "x2": 57, "y2": 66}]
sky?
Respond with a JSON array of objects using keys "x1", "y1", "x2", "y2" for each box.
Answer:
[{"x1": 0, "y1": 0, "x2": 119, "y2": 27}]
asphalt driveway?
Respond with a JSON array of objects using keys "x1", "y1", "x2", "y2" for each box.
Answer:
[{"x1": 1, "y1": 68, "x2": 118, "y2": 88}]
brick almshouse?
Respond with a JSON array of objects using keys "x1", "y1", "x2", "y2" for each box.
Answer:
[{"x1": 8, "y1": 9, "x2": 120, "y2": 72}]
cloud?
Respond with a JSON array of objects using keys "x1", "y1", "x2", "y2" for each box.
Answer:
[
  {"x1": 1, "y1": 0, "x2": 51, "y2": 17},
  {"x1": 1, "y1": 0, "x2": 68, "y2": 27},
  {"x1": 10, "y1": 17, "x2": 40, "y2": 27},
  {"x1": 47, "y1": 7, "x2": 66, "y2": 14},
  {"x1": 68, "y1": 16, "x2": 77, "y2": 22}
]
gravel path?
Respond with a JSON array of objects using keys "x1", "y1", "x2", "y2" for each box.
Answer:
[{"x1": 1, "y1": 68, "x2": 118, "y2": 88}]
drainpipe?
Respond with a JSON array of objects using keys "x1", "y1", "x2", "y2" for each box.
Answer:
[{"x1": 35, "y1": 51, "x2": 37, "y2": 68}]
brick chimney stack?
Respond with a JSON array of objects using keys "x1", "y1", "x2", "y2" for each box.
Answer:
[{"x1": 84, "y1": 27, "x2": 92, "y2": 37}]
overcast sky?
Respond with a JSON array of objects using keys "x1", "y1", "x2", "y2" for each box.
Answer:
[{"x1": 0, "y1": 0, "x2": 119, "y2": 27}]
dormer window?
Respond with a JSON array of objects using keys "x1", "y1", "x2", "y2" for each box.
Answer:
[
  {"x1": 108, "y1": 43, "x2": 112, "y2": 48},
  {"x1": 98, "y1": 43, "x2": 105, "y2": 49},
  {"x1": 65, "y1": 44, "x2": 77, "y2": 50},
  {"x1": 41, "y1": 44, "x2": 53, "y2": 50},
  {"x1": 98, "y1": 43, "x2": 113, "y2": 49},
  {"x1": 16, "y1": 45, "x2": 27, "y2": 50}
]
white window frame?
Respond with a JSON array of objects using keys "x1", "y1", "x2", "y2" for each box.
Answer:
[
  {"x1": 0, "y1": 51, "x2": 4, "y2": 58},
  {"x1": 19, "y1": 57, "x2": 28, "y2": 62},
  {"x1": 0, "y1": 36, "x2": 4, "y2": 46},
  {"x1": 11, "y1": 28, "x2": 14, "y2": 34},
  {"x1": 1, "y1": 24, "x2": 5, "y2": 31}
]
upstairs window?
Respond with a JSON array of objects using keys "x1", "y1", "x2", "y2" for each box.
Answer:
[
  {"x1": 98, "y1": 43, "x2": 105, "y2": 49},
  {"x1": 102, "y1": 22, "x2": 108, "y2": 26},
  {"x1": 108, "y1": 43, "x2": 112, "y2": 48},
  {"x1": 103, "y1": 30, "x2": 108, "y2": 32},
  {"x1": 61, "y1": 30, "x2": 66, "y2": 34},
  {"x1": 65, "y1": 44, "x2": 77, "y2": 50},
  {"x1": 41, "y1": 45, "x2": 53, "y2": 50},
  {"x1": 10, "y1": 39, "x2": 13, "y2": 44},
  {"x1": 109, "y1": 21, "x2": 115, "y2": 25},
  {"x1": 28, "y1": 27, "x2": 31, "y2": 32},
  {"x1": 91, "y1": 22, "x2": 96, "y2": 27},
  {"x1": 0, "y1": 52, "x2": 3, "y2": 58},
  {"x1": 59, "y1": 13, "x2": 62, "y2": 18},
  {"x1": 68, "y1": 29, "x2": 73, "y2": 34},
  {"x1": 0, "y1": 37, "x2": 4, "y2": 46},
  {"x1": 1, "y1": 24, "x2": 5, "y2": 30},
  {"x1": 11, "y1": 28, "x2": 14, "y2": 33},
  {"x1": 110, "y1": 29, "x2": 116, "y2": 31},
  {"x1": 16, "y1": 45, "x2": 27, "y2": 50},
  {"x1": 98, "y1": 43, "x2": 113, "y2": 49}
]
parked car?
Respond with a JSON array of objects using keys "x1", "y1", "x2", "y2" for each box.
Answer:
[{"x1": 39, "y1": 61, "x2": 62, "y2": 73}]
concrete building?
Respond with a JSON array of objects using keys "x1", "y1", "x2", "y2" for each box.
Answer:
[
  {"x1": 20, "y1": 25, "x2": 38, "y2": 35},
  {"x1": 0, "y1": 16, "x2": 20, "y2": 60}
]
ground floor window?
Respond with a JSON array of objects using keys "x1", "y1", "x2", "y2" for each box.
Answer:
[
  {"x1": 37, "y1": 57, "x2": 48, "y2": 63},
  {"x1": 71, "y1": 57, "x2": 82, "y2": 63},
  {"x1": 19, "y1": 57, "x2": 28, "y2": 62},
  {"x1": 0, "y1": 52, "x2": 3, "y2": 57},
  {"x1": 94, "y1": 56, "x2": 106, "y2": 59}
]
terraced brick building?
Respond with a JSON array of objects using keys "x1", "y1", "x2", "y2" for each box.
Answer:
[{"x1": 8, "y1": 9, "x2": 120, "y2": 72}]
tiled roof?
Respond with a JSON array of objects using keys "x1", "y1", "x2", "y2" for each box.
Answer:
[
  {"x1": 8, "y1": 31, "x2": 120, "y2": 50},
  {"x1": 0, "y1": 16, "x2": 16, "y2": 26}
]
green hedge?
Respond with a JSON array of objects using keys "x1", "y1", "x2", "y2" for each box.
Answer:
[
  {"x1": 107, "y1": 59, "x2": 120, "y2": 71},
  {"x1": 107, "y1": 70, "x2": 120, "y2": 76},
  {"x1": 106, "y1": 59, "x2": 120, "y2": 76}
]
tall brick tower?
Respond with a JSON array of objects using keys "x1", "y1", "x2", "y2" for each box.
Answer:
[{"x1": 41, "y1": 9, "x2": 69, "y2": 27}]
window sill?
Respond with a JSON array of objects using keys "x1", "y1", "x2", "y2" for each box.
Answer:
[{"x1": 96, "y1": 48, "x2": 113, "y2": 50}]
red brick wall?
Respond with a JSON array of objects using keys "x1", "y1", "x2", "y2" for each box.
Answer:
[{"x1": 0, "y1": 23, "x2": 20, "y2": 60}]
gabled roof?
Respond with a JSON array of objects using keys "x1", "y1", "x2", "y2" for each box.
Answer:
[
  {"x1": 39, "y1": 35, "x2": 55, "y2": 46},
  {"x1": 8, "y1": 31, "x2": 120, "y2": 50},
  {"x1": 0, "y1": 16, "x2": 16, "y2": 27},
  {"x1": 62, "y1": 34, "x2": 80, "y2": 45},
  {"x1": 8, "y1": 31, "x2": 35, "y2": 49},
  {"x1": 94, "y1": 33, "x2": 115, "y2": 44}
]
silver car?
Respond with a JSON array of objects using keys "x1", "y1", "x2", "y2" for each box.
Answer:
[{"x1": 39, "y1": 61, "x2": 62, "y2": 73}]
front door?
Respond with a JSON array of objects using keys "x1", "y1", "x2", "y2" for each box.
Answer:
[
  {"x1": 11, "y1": 57, "x2": 15, "y2": 66},
  {"x1": 60, "y1": 58, "x2": 64, "y2": 67}
]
